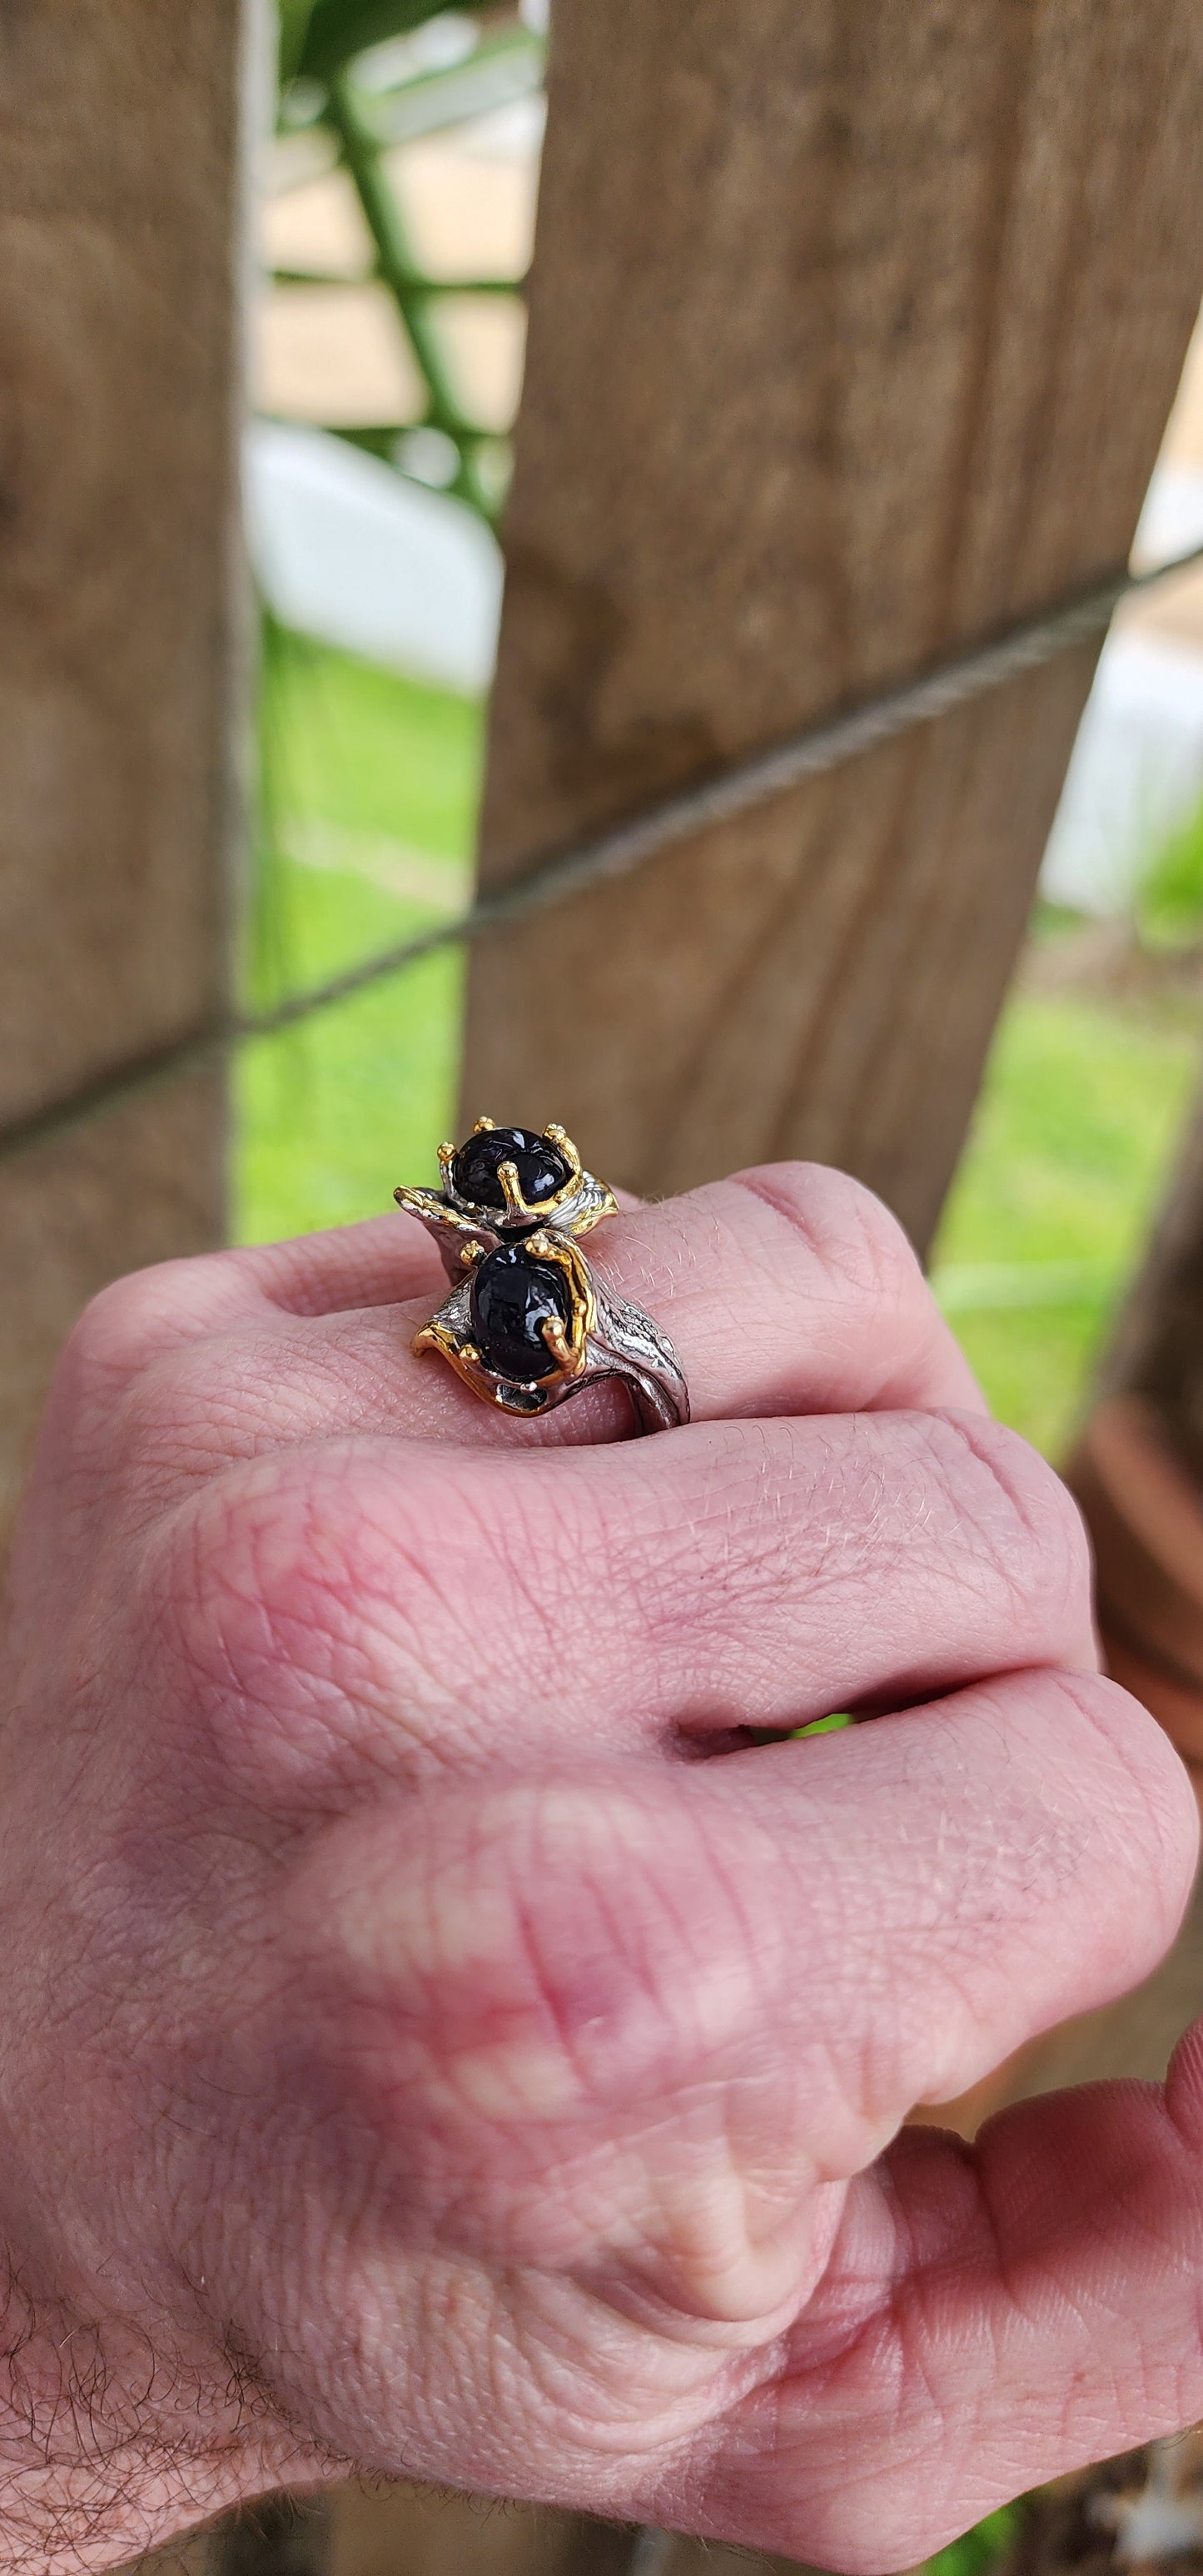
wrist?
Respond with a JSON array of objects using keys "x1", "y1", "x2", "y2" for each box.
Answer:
[{"x1": 0, "y1": 2250, "x2": 312, "y2": 2574}]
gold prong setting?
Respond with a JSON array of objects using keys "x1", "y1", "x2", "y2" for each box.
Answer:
[
  {"x1": 406, "y1": 1222, "x2": 596, "y2": 1411},
  {"x1": 395, "y1": 1121, "x2": 688, "y2": 1429},
  {"x1": 398, "y1": 1120, "x2": 620, "y2": 1248},
  {"x1": 436, "y1": 1119, "x2": 610, "y2": 1234}
]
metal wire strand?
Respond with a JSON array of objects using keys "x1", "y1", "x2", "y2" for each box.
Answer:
[{"x1": 4, "y1": 535, "x2": 1202, "y2": 1168}]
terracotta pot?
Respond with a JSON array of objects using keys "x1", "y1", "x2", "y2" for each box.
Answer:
[{"x1": 1064, "y1": 1392, "x2": 1203, "y2": 1778}]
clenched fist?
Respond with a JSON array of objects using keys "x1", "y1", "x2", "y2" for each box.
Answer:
[{"x1": 1, "y1": 1165, "x2": 1200, "y2": 2574}]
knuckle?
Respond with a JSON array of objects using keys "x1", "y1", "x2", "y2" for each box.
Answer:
[
  {"x1": 58, "y1": 1260, "x2": 203, "y2": 1391},
  {"x1": 55, "y1": 1271, "x2": 166, "y2": 1401},
  {"x1": 312, "y1": 1776, "x2": 763, "y2": 2129},
  {"x1": 926, "y1": 1410, "x2": 1091, "y2": 1634},
  {"x1": 29, "y1": 1273, "x2": 198, "y2": 1500},
  {"x1": 293, "y1": 1777, "x2": 801, "y2": 2314},
  {"x1": 151, "y1": 1453, "x2": 533, "y2": 1805},
  {"x1": 1051, "y1": 1668, "x2": 1199, "y2": 1916},
  {"x1": 150, "y1": 1458, "x2": 370, "y2": 1803},
  {"x1": 734, "y1": 1161, "x2": 925, "y2": 1315}
]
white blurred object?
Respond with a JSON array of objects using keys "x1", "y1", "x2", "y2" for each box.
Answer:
[
  {"x1": 357, "y1": 13, "x2": 479, "y2": 91},
  {"x1": 244, "y1": 418, "x2": 501, "y2": 694},
  {"x1": 460, "y1": 93, "x2": 547, "y2": 157},
  {"x1": 1039, "y1": 465, "x2": 1203, "y2": 913},
  {"x1": 1131, "y1": 462, "x2": 1203, "y2": 569},
  {"x1": 1041, "y1": 633, "x2": 1203, "y2": 913}
]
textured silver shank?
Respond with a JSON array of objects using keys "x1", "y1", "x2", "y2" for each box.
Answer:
[{"x1": 584, "y1": 1275, "x2": 690, "y2": 1431}]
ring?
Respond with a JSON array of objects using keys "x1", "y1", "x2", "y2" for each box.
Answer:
[{"x1": 394, "y1": 1119, "x2": 689, "y2": 1434}]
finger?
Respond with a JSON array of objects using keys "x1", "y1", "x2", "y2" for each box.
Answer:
[
  {"x1": 164, "y1": 1408, "x2": 1099, "y2": 1788},
  {"x1": 286, "y1": 1664, "x2": 1195, "y2": 2328},
  {"x1": 79, "y1": 1161, "x2": 982, "y2": 1491},
  {"x1": 386, "y1": 1159, "x2": 985, "y2": 1421},
  {"x1": 591, "y1": 1162, "x2": 983, "y2": 1418},
  {"x1": 695, "y1": 1669, "x2": 1194, "y2": 2162},
  {"x1": 51, "y1": 1215, "x2": 446, "y2": 1405},
  {"x1": 703, "y1": 2041, "x2": 1203, "y2": 2573}
]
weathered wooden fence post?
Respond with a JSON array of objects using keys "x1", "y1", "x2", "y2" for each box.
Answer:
[
  {"x1": 0, "y1": 0, "x2": 247, "y2": 1542},
  {"x1": 463, "y1": 0, "x2": 1203, "y2": 1263}
]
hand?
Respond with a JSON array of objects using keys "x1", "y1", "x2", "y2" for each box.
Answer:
[{"x1": 0, "y1": 1163, "x2": 1198, "y2": 2574}]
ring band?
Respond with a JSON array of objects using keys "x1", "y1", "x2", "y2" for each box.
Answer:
[{"x1": 395, "y1": 1120, "x2": 689, "y2": 1435}]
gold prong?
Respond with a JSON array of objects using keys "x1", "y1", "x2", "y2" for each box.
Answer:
[
  {"x1": 544, "y1": 1121, "x2": 579, "y2": 1168},
  {"x1": 541, "y1": 1312, "x2": 579, "y2": 1374},
  {"x1": 437, "y1": 1140, "x2": 455, "y2": 1187},
  {"x1": 413, "y1": 1320, "x2": 491, "y2": 1395},
  {"x1": 473, "y1": 1115, "x2": 496, "y2": 1133},
  {"x1": 497, "y1": 1158, "x2": 528, "y2": 1215},
  {"x1": 460, "y1": 1239, "x2": 485, "y2": 1266}
]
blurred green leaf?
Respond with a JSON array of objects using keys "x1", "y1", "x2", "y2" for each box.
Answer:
[
  {"x1": 296, "y1": 0, "x2": 470, "y2": 82},
  {"x1": 278, "y1": 0, "x2": 318, "y2": 87}
]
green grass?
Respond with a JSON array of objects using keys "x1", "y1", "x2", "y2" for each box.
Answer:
[
  {"x1": 234, "y1": 628, "x2": 484, "y2": 1243},
  {"x1": 920, "y1": 2502, "x2": 1025, "y2": 2576},
  {"x1": 931, "y1": 976, "x2": 1200, "y2": 1457},
  {"x1": 1136, "y1": 789, "x2": 1203, "y2": 952},
  {"x1": 236, "y1": 938, "x2": 465, "y2": 1242},
  {"x1": 256, "y1": 617, "x2": 482, "y2": 872}
]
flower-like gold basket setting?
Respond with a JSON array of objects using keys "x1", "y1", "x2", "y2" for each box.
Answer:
[
  {"x1": 396, "y1": 1116, "x2": 618, "y2": 1246},
  {"x1": 394, "y1": 1120, "x2": 688, "y2": 1434}
]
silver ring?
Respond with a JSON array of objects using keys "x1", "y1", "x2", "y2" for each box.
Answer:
[{"x1": 394, "y1": 1119, "x2": 689, "y2": 1435}]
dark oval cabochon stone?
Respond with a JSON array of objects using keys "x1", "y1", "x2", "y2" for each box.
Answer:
[
  {"x1": 470, "y1": 1244, "x2": 573, "y2": 1380},
  {"x1": 453, "y1": 1126, "x2": 572, "y2": 1210}
]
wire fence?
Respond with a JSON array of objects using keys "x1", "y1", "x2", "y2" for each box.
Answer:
[{"x1": 6, "y1": 534, "x2": 1203, "y2": 1171}]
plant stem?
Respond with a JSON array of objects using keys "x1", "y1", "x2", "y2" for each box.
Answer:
[{"x1": 324, "y1": 70, "x2": 497, "y2": 515}]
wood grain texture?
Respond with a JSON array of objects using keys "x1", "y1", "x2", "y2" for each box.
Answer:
[
  {"x1": 172, "y1": 2486, "x2": 642, "y2": 2576},
  {"x1": 0, "y1": 0, "x2": 244, "y2": 1126},
  {"x1": 327, "y1": 2488, "x2": 631, "y2": 2576},
  {"x1": 463, "y1": 0, "x2": 1203, "y2": 1251},
  {"x1": 0, "y1": 0, "x2": 244, "y2": 1529}
]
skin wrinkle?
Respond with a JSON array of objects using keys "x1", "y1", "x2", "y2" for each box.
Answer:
[
  {"x1": 162, "y1": 1412, "x2": 1095, "y2": 1793},
  {"x1": 738, "y1": 2100, "x2": 1199, "y2": 2558},
  {"x1": 728, "y1": 1166, "x2": 964, "y2": 1411},
  {"x1": 168, "y1": 1467, "x2": 444, "y2": 1794},
  {"x1": 1054, "y1": 1670, "x2": 1194, "y2": 1918},
  {"x1": 932, "y1": 1409, "x2": 1093, "y2": 1641}
]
